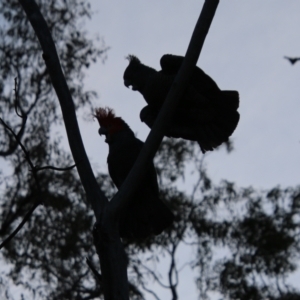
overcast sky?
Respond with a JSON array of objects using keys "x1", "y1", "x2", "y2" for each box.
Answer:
[
  {"x1": 3, "y1": 1, "x2": 300, "y2": 299},
  {"x1": 79, "y1": 0, "x2": 300, "y2": 192}
]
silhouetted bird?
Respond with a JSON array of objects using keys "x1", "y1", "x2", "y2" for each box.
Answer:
[
  {"x1": 123, "y1": 54, "x2": 240, "y2": 153},
  {"x1": 284, "y1": 56, "x2": 300, "y2": 65},
  {"x1": 94, "y1": 107, "x2": 174, "y2": 239}
]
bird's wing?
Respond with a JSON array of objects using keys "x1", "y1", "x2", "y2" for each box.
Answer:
[
  {"x1": 160, "y1": 54, "x2": 222, "y2": 97},
  {"x1": 284, "y1": 56, "x2": 300, "y2": 65},
  {"x1": 220, "y1": 91, "x2": 239, "y2": 111},
  {"x1": 142, "y1": 71, "x2": 174, "y2": 108},
  {"x1": 160, "y1": 54, "x2": 184, "y2": 74},
  {"x1": 107, "y1": 139, "x2": 143, "y2": 189},
  {"x1": 284, "y1": 56, "x2": 294, "y2": 64}
]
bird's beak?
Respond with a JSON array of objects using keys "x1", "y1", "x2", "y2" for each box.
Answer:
[
  {"x1": 99, "y1": 127, "x2": 111, "y2": 143},
  {"x1": 124, "y1": 79, "x2": 138, "y2": 91},
  {"x1": 98, "y1": 127, "x2": 108, "y2": 136},
  {"x1": 124, "y1": 79, "x2": 131, "y2": 88}
]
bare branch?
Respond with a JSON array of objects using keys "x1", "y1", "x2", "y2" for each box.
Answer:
[
  {"x1": 0, "y1": 76, "x2": 28, "y2": 156},
  {"x1": 86, "y1": 257, "x2": 102, "y2": 284},
  {"x1": 0, "y1": 118, "x2": 33, "y2": 170},
  {"x1": 35, "y1": 163, "x2": 77, "y2": 172},
  {"x1": 168, "y1": 244, "x2": 179, "y2": 300},
  {"x1": 0, "y1": 200, "x2": 40, "y2": 250},
  {"x1": 140, "y1": 264, "x2": 170, "y2": 289},
  {"x1": 14, "y1": 77, "x2": 24, "y2": 118},
  {"x1": 140, "y1": 283, "x2": 160, "y2": 300},
  {"x1": 18, "y1": 0, "x2": 107, "y2": 218}
]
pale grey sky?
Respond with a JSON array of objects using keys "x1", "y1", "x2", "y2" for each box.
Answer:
[{"x1": 81, "y1": 0, "x2": 300, "y2": 191}]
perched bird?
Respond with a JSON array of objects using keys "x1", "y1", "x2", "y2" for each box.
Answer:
[
  {"x1": 94, "y1": 107, "x2": 174, "y2": 239},
  {"x1": 284, "y1": 56, "x2": 300, "y2": 65},
  {"x1": 123, "y1": 54, "x2": 240, "y2": 153}
]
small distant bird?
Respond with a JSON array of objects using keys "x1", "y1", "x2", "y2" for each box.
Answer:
[
  {"x1": 123, "y1": 54, "x2": 240, "y2": 153},
  {"x1": 284, "y1": 56, "x2": 300, "y2": 65},
  {"x1": 94, "y1": 107, "x2": 174, "y2": 239}
]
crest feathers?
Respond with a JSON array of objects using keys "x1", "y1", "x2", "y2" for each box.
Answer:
[
  {"x1": 126, "y1": 54, "x2": 140, "y2": 65},
  {"x1": 94, "y1": 107, "x2": 116, "y2": 127}
]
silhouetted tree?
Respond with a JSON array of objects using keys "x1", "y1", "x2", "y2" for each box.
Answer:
[
  {"x1": 0, "y1": 0, "x2": 108, "y2": 298},
  {"x1": 1, "y1": 1, "x2": 300, "y2": 300}
]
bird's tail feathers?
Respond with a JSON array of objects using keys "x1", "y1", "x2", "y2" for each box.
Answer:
[
  {"x1": 119, "y1": 197, "x2": 173, "y2": 240},
  {"x1": 221, "y1": 90, "x2": 239, "y2": 111},
  {"x1": 197, "y1": 111, "x2": 239, "y2": 153}
]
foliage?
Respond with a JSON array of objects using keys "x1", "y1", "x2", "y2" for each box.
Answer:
[
  {"x1": 0, "y1": 0, "x2": 107, "y2": 298},
  {"x1": 1, "y1": 1, "x2": 300, "y2": 300},
  {"x1": 126, "y1": 144, "x2": 300, "y2": 300}
]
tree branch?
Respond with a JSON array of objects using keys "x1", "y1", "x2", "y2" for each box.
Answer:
[
  {"x1": 0, "y1": 200, "x2": 40, "y2": 250},
  {"x1": 35, "y1": 163, "x2": 77, "y2": 172},
  {"x1": 0, "y1": 77, "x2": 27, "y2": 156},
  {"x1": 18, "y1": 0, "x2": 107, "y2": 219},
  {"x1": 18, "y1": 2, "x2": 129, "y2": 299},
  {"x1": 168, "y1": 244, "x2": 179, "y2": 300},
  {"x1": 86, "y1": 257, "x2": 103, "y2": 284}
]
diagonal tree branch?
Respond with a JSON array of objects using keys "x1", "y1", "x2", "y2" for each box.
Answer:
[
  {"x1": 18, "y1": 0, "x2": 107, "y2": 219},
  {"x1": 110, "y1": 0, "x2": 220, "y2": 215}
]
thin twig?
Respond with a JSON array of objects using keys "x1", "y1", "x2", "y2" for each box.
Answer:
[
  {"x1": 140, "y1": 282, "x2": 160, "y2": 300},
  {"x1": 191, "y1": 155, "x2": 206, "y2": 201},
  {"x1": 168, "y1": 244, "x2": 178, "y2": 300},
  {"x1": 14, "y1": 77, "x2": 24, "y2": 118},
  {"x1": 0, "y1": 118, "x2": 34, "y2": 169},
  {"x1": 86, "y1": 257, "x2": 102, "y2": 284},
  {"x1": 0, "y1": 76, "x2": 27, "y2": 155},
  {"x1": 35, "y1": 163, "x2": 77, "y2": 172},
  {"x1": 0, "y1": 72, "x2": 27, "y2": 156},
  {"x1": 0, "y1": 200, "x2": 40, "y2": 250},
  {"x1": 140, "y1": 264, "x2": 169, "y2": 289}
]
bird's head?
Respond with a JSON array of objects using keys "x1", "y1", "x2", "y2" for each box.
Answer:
[
  {"x1": 94, "y1": 107, "x2": 131, "y2": 144},
  {"x1": 123, "y1": 55, "x2": 143, "y2": 91},
  {"x1": 140, "y1": 105, "x2": 157, "y2": 128}
]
